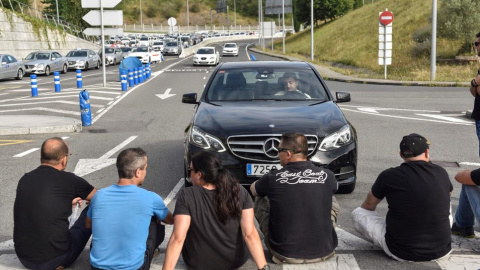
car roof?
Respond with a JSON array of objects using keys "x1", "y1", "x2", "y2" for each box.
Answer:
[
  {"x1": 198, "y1": 47, "x2": 215, "y2": 50},
  {"x1": 218, "y1": 61, "x2": 311, "y2": 70}
]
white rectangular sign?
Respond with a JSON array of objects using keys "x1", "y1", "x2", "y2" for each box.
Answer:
[
  {"x1": 83, "y1": 27, "x2": 123, "y2": 36},
  {"x1": 379, "y1": 42, "x2": 393, "y2": 50},
  {"x1": 378, "y1": 26, "x2": 392, "y2": 34},
  {"x1": 378, "y1": 34, "x2": 392, "y2": 42},
  {"x1": 378, "y1": 50, "x2": 392, "y2": 58},
  {"x1": 378, "y1": 58, "x2": 392, "y2": 65},
  {"x1": 81, "y1": 0, "x2": 122, "y2": 8},
  {"x1": 83, "y1": 10, "x2": 123, "y2": 26}
]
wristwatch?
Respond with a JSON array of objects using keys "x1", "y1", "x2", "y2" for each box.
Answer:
[{"x1": 258, "y1": 265, "x2": 270, "y2": 270}]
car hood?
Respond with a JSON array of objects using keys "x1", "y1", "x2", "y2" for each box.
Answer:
[
  {"x1": 129, "y1": 52, "x2": 148, "y2": 56},
  {"x1": 67, "y1": 57, "x2": 88, "y2": 61},
  {"x1": 194, "y1": 54, "x2": 216, "y2": 57},
  {"x1": 24, "y1": 60, "x2": 51, "y2": 65},
  {"x1": 193, "y1": 101, "x2": 348, "y2": 137},
  {"x1": 165, "y1": 46, "x2": 178, "y2": 50}
]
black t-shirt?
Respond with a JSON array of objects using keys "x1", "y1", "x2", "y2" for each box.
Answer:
[
  {"x1": 471, "y1": 68, "x2": 480, "y2": 120},
  {"x1": 470, "y1": 168, "x2": 480, "y2": 185},
  {"x1": 174, "y1": 185, "x2": 253, "y2": 270},
  {"x1": 254, "y1": 161, "x2": 338, "y2": 259},
  {"x1": 371, "y1": 161, "x2": 452, "y2": 261},
  {"x1": 13, "y1": 165, "x2": 94, "y2": 262}
]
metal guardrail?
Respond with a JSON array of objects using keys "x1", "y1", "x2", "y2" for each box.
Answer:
[{"x1": 0, "y1": 0, "x2": 90, "y2": 40}]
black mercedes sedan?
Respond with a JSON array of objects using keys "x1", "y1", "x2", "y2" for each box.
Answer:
[{"x1": 182, "y1": 61, "x2": 357, "y2": 193}]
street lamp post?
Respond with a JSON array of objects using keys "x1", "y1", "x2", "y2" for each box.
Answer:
[
  {"x1": 187, "y1": 0, "x2": 189, "y2": 33},
  {"x1": 55, "y1": 0, "x2": 59, "y2": 23},
  {"x1": 210, "y1": 9, "x2": 214, "y2": 30},
  {"x1": 140, "y1": 0, "x2": 143, "y2": 34},
  {"x1": 234, "y1": 0, "x2": 236, "y2": 31}
]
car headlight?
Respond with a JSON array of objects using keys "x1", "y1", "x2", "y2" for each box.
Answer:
[
  {"x1": 209, "y1": 56, "x2": 215, "y2": 59},
  {"x1": 190, "y1": 126, "x2": 226, "y2": 152},
  {"x1": 37, "y1": 64, "x2": 44, "y2": 69},
  {"x1": 319, "y1": 125, "x2": 353, "y2": 151},
  {"x1": 194, "y1": 56, "x2": 198, "y2": 60},
  {"x1": 77, "y1": 60, "x2": 84, "y2": 65}
]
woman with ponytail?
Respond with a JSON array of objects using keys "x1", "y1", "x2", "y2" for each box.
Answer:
[{"x1": 163, "y1": 151, "x2": 268, "y2": 270}]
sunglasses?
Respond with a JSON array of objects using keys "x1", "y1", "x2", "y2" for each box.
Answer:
[
  {"x1": 278, "y1": 148, "x2": 297, "y2": 153},
  {"x1": 475, "y1": 42, "x2": 480, "y2": 47},
  {"x1": 187, "y1": 166, "x2": 194, "y2": 172}
]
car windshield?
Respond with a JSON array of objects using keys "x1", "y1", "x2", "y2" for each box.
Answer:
[
  {"x1": 140, "y1": 37, "x2": 148, "y2": 41},
  {"x1": 153, "y1": 42, "x2": 163, "y2": 45},
  {"x1": 133, "y1": 47, "x2": 148, "y2": 52},
  {"x1": 206, "y1": 68, "x2": 329, "y2": 102},
  {"x1": 166, "y1": 42, "x2": 177, "y2": 46},
  {"x1": 25, "y1": 53, "x2": 50, "y2": 60},
  {"x1": 197, "y1": 48, "x2": 214, "y2": 54},
  {"x1": 105, "y1": 48, "x2": 114, "y2": 54},
  {"x1": 120, "y1": 47, "x2": 132, "y2": 52},
  {"x1": 224, "y1": 44, "x2": 236, "y2": 48},
  {"x1": 66, "y1": 51, "x2": 87, "y2": 57}
]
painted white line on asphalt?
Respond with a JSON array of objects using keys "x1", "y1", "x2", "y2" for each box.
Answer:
[
  {"x1": 14, "y1": 148, "x2": 40, "y2": 157},
  {"x1": 459, "y1": 162, "x2": 480, "y2": 167},
  {"x1": 281, "y1": 254, "x2": 360, "y2": 270},
  {"x1": 89, "y1": 96, "x2": 114, "y2": 101},
  {"x1": 107, "y1": 101, "x2": 114, "y2": 105},
  {"x1": 0, "y1": 100, "x2": 103, "y2": 108},
  {"x1": 61, "y1": 137, "x2": 69, "y2": 140},
  {"x1": 340, "y1": 105, "x2": 441, "y2": 113},
  {"x1": 436, "y1": 254, "x2": 480, "y2": 270},
  {"x1": 0, "y1": 107, "x2": 80, "y2": 115},
  {"x1": 92, "y1": 58, "x2": 191, "y2": 124},
  {"x1": 96, "y1": 108, "x2": 105, "y2": 114},
  {"x1": 340, "y1": 108, "x2": 474, "y2": 126},
  {"x1": 358, "y1": 108, "x2": 379, "y2": 114},
  {"x1": 203, "y1": 76, "x2": 206, "y2": 80},
  {"x1": 163, "y1": 178, "x2": 184, "y2": 207},
  {"x1": 416, "y1": 113, "x2": 471, "y2": 124},
  {"x1": 0, "y1": 93, "x2": 9, "y2": 96}
]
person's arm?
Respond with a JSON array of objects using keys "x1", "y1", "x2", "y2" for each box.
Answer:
[
  {"x1": 250, "y1": 181, "x2": 259, "y2": 197},
  {"x1": 360, "y1": 190, "x2": 382, "y2": 211},
  {"x1": 455, "y1": 170, "x2": 476, "y2": 185},
  {"x1": 240, "y1": 208, "x2": 268, "y2": 269},
  {"x1": 161, "y1": 211, "x2": 174, "y2": 224},
  {"x1": 85, "y1": 188, "x2": 97, "y2": 202},
  {"x1": 86, "y1": 216, "x2": 92, "y2": 229},
  {"x1": 470, "y1": 75, "x2": 480, "y2": 96},
  {"x1": 162, "y1": 215, "x2": 191, "y2": 270}
]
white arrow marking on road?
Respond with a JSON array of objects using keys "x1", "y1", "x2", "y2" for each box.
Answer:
[
  {"x1": 156, "y1": 88, "x2": 176, "y2": 100},
  {"x1": 357, "y1": 107, "x2": 379, "y2": 114},
  {"x1": 416, "y1": 113, "x2": 471, "y2": 124},
  {"x1": 459, "y1": 162, "x2": 480, "y2": 167},
  {"x1": 14, "y1": 148, "x2": 40, "y2": 158},
  {"x1": 73, "y1": 136, "x2": 138, "y2": 177}
]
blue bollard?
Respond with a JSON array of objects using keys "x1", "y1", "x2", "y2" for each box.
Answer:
[
  {"x1": 142, "y1": 65, "x2": 146, "y2": 82},
  {"x1": 128, "y1": 68, "x2": 134, "y2": 87},
  {"x1": 53, "y1": 71, "x2": 61, "y2": 92},
  {"x1": 146, "y1": 63, "x2": 151, "y2": 79},
  {"x1": 161, "y1": 54, "x2": 164, "y2": 62},
  {"x1": 134, "y1": 68, "x2": 139, "y2": 85},
  {"x1": 76, "y1": 70, "x2": 83, "y2": 88},
  {"x1": 30, "y1": 74, "x2": 38, "y2": 97},
  {"x1": 250, "y1": 54, "x2": 257, "y2": 61},
  {"x1": 79, "y1": 89, "x2": 92, "y2": 126},
  {"x1": 139, "y1": 67, "x2": 144, "y2": 83},
  {"x1": 121, "y1": 71, "x2": 127, "y2": 91}
]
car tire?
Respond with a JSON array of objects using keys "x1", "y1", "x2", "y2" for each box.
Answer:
[
  {"x1": 96, "y1": 61, "x2": 100, "y2": 69},
  {"x1": 62, "y1": 64, "x2": 67, "y2": 74},
  {"x1": 336, "y1": 182, "x2": 355, "y2": 194},
  {"x1": 15, "y1": 69, "x2": 24, "y2": 80},
  {"x1": 84, "y1": 62, "x2": 89, "y2": 71},
  {"x1": 44, "y1": 66, "x2": 50, "y2": 76}
]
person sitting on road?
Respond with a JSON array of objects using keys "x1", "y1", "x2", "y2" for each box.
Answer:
[
  {"x1": 250, "y1": 132, "x2": 339, "y2": 264},
  {"x1": 274, "y1": 72, "x2": 311, "y2": 98},
  {"x1": 450, "y1": 168, "x2": 480, "y2": 238},
  {"x1": 87, "y1": 148, "x2": 173, "y2": 270},
  {"x1": 163, "y1": 151, "x2": 268, "y2": 270},
  {"x1": 352, "y1": 133, "x2": 453, "y2": 262},
  {"x1": 14, "y1": 137, "x2": 97, "y2": 270}
]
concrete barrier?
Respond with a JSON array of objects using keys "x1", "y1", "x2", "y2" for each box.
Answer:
[{"x1": 179, "y1": 35, "x2": 259, "y2": 58}]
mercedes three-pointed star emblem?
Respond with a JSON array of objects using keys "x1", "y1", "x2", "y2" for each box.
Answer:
[{"x1": 263, "y1": 138, "x2": 281, "y2": 158}]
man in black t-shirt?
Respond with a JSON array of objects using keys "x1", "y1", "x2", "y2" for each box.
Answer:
[
  {"x1": 352, "y1": 133, "x2": 452, "y2": 262},
  {"x1": 450, "y1": 168, "x2": 480, "y2": 238},
  {"x1": 14, "y1": 137, "x2": 97, "y2": 270},
  {"x1": 470, "y1": 32, "x2": 480, "y2": 157},
  {"x1": 250, "y1": 132, "x2": 339, "y2": 264}
]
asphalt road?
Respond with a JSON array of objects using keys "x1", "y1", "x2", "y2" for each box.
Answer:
[{"x1": 0, "y1": 40, "x2": 478, "y2": 269}]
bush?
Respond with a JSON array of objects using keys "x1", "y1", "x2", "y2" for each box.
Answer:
[{"x1": 412, "y1": 26, "x2": 431, "y2": 57}]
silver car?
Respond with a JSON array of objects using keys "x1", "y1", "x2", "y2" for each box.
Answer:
[
  {"x1": 0, "y1": 54, "x2": 24, "y2": 80},
  {"x1": 163, "y1": 41, "x2": 182, "y2": 55},
  {"x1": 99, "y1": 47, "x2": 123, "y2": 66},
  {"x1": 66, "y1": 49, "x2": 101, "y2": 71},
  {"x1": 23, "y1": 51, "x2": 68, "y2": 76}
]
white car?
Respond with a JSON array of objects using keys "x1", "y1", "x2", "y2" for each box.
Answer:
[
  {"x1": 222, "y1": 43, "x2": 239, "y2": 57},
  {"x1": 193, "y1": 47, "x2": 219, "y2": 66},
  {"x1": 129, "y1": 46, "x2": 162, "y2": 63},
  {"x1": 151, "y1": 41, "x2": 165, "y2": 52}
]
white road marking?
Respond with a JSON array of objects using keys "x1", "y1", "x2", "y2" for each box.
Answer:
[
  {"x1": 340, "y1": 105, "x2": 441, "y2": 113},
  {"x1": 416, "y1": 113, "x2": 471, "y2": 124},
  {"x1": 357, "y1": 108, "x2": 379, "y2": 113},
  {"x1": 281, "y1": 254, "x2": 360, "y2": 270},
  {"x1": 13, "y1": 148, "x2": 40, "y2": 157},
  {"x1": 163, "y1": 178, "x2": 185, "y2": 206},
  {"x1": 107, "y1": 101, "x2": 114, "y2": 105},
  {"x1": 203, "y1": 76, "x2": 206, "y2": 80},
  {"x1": 0, "y1": 107, "x2": 80, "y2": 115},
  {"x1": 89, "y1": 96, "x2": 114, "y2": 101},
  {"x1": 436, "y1": 254, "x2": 480, "y2": 270},
  {"x1": 459, "y1": 162, "x2": 480, "y2": 166},
  {"x1": 61, "y1": 137, "x2": 69, "y2": 140},
  {"x1": 0, "y1": 100, "x2": 103, "y2": 108},
  {"x1": 156, "y1": 88, "x2": 176, "y2": 100},
  {"x1": 96, "y1": 108, "x2": 105, "y2": 114},
  {"x1": 0, "y1": 93, "x2": 9, "y2": 96}
]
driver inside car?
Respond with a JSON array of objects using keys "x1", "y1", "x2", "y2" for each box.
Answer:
[{"x1": 274, "y1": 72, "x2": 311, "y2": 99}]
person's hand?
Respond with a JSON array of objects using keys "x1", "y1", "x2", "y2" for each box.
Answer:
[{"x1": 72, "y1": 197, "x2": 82, "y2": 207}]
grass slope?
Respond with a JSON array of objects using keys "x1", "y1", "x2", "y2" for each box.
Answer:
[{"x1": 277, "y1": 0, "x2": 476, "y2": 82}]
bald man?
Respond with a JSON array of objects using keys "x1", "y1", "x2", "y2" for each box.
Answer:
[{"x1": 14, "y1": 137, "x2": 97, "y2": 270}]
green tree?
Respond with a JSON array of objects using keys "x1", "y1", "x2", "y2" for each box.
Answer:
[
  {"x1": 294, "y1": 0, "x2": 311, "y2": 27},
  {"x1": 438, "y1": 0, "x2": 480, "y2": 42},
  {"x1": 41, "y1": 0, "x2": 89, "y2": 27}
]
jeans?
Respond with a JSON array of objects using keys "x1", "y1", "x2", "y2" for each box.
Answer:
[
  {"x1": 476, "y1": 120, "x2": 480, "y2": 156},
  {"x1": 454, "y1": 184, "x2": 480, "y2": 228},
  {"x1": 91, "y1": 218, "x2": 165, "y2": 270},
  {"x1": 19, "y1": 206, "x2": 92, "y2": 270}
]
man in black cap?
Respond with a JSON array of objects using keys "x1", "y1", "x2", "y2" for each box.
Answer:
[{"x1": 351, "y1": 133, "x2": 453, "y2": 262}]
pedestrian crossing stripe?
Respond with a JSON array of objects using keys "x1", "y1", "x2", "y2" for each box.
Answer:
[{"x1": 0, "y1": 140, "x2": 33, "y2": 146}]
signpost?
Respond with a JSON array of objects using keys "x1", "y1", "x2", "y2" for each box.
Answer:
[
  {"x1": 82, "y1": 0, "x2": 123, "y2": 87},
  {"x1": 378, "y1": 9, "x2": 393, "y2": 79},
  {"x1": 167, "y1": 17, "x2": 177, "y2": 35}
]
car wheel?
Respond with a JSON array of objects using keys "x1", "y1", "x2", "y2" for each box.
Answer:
[
  {"x1": 15, "y1": 69, "x2": 24, "y2": 80},
  {"x1": 96, "y1": 61, "x2": 100, "y2": 69},
  {"x1": 336, "y1": 181, "x2": 355, "y2": 194},
  {"x1": 62, "y1": 64, "x2": 68, "y2": 74},
  {"x1": 84, "y1": 62, "x2": 89, "y2": 71},
  {"x1": 44, "y1": 66, "x2": 50, "y2": 76}
]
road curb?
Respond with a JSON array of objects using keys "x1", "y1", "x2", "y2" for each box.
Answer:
[
  {"x1": 248, "y1": 47, "x2": 470, "y2": 87},
  {"x1": 0, "y1": 115, "x2": 82, "y2": 136}
]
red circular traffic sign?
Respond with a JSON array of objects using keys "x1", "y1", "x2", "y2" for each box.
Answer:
[{"x1": 379, "y1": 10, "x2": 394, "y2": 26}]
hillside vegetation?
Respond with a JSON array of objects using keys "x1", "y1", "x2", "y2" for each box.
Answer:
[{"x1": 274, "y1": 0, "x2": 476, "y2": 82}]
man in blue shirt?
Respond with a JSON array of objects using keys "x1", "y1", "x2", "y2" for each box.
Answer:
[{"x1": 87, "y1": 148, "x2": 173, "y2": 270}]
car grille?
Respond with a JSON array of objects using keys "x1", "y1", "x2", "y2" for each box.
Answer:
[
  {"x1": 227, "y1": 134, "x2": 319, "y2": 162},
  {"x1": 201, "y1": 57, "x2": 207, "y2": 60},
  {"x1": 68, "y1": 61, "x2": 75, "y2": 65},
  {"x1": 25, "y1": 65, "x2": 35, "y2": 69}
]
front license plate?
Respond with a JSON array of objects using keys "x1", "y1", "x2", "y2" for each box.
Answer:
[{"x1": 247, "y1": 164, "x2": 282, "y2": 176}]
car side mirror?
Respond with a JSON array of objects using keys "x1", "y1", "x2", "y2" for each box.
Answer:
[
  {"x1": 182, "y1": 93, "x2": 198, "y2": 104},
  {"x1": 1, "y1": 62, "x2": 6, "y2": 65},
  {"x1": 336, "y1": 92, "x2": 351, "y2": 103},
  {"x1": 51, "y1": 57, "x2": 56, "y2": 60}
]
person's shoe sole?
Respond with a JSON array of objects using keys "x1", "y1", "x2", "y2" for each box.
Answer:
[{"x1": 452, "y1": 231, "x2": 476, "y2": 238}]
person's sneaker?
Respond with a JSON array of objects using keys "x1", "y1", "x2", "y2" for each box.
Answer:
[{"x1": 451, "y1": 222, "x2": 475, "y2": 238}]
